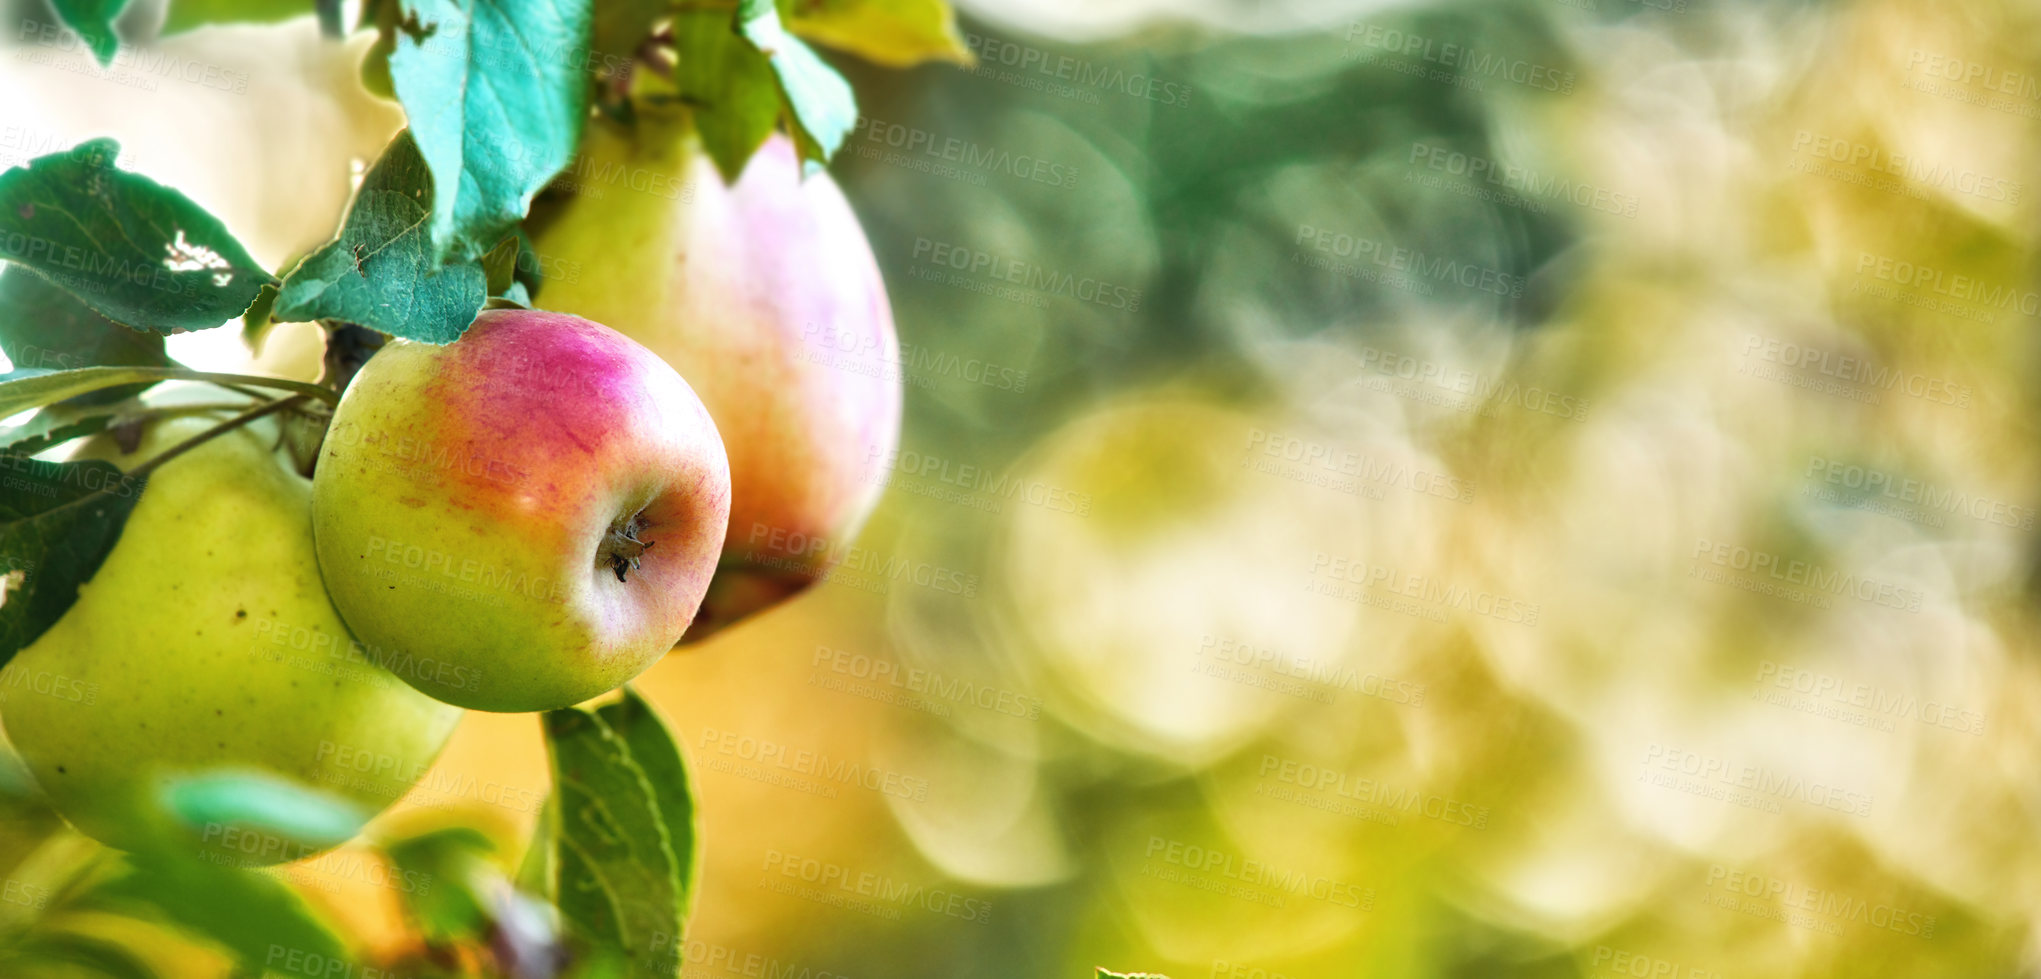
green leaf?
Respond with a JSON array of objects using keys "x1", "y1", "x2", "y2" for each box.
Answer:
[
  {"x1": 0, "y1": 366, "x2": 331, "y2": 417},
  {"x1": 0, "y1": 456, "x2": 144, "y2": 671},
  {"x1": 7, "y1": 933, "x2": 157, "y2": 979},
  {"x1": 359, "y1": 29, "x2": 398, "y2": 100},
  {"x1": 0, "y1": 141, "x2": 274, "y2": 334},
  {"x1": 388, "y1": 0, "x2": 593, "y2": 263},
  {"x1": 0, "y1": 265, "x2": 172, "y2": 408},
  {"x1": 238, "y1": 281, "x2": 278, "y2": 351},
  {"x1": 786, "y1": 0, "x2": 972, "y2": 68},
  {"x1": 274, "y1": 130, "x2": 487, "y2": 344},
  {"x1": 160, "y1": 0, "x2": 307, "y2": 36},
  {"x1": 0, "y1": 410, "x2": 117, "y2": 457},
  {"x1": 668, "y1": 8, "x2": 781, "y2": 183},
  {"x1": 510, "y1": 227, "x2": 543, "y2": 298},
  {"x1": 544, "y1": 688, "x2": 696, "y2": 976},
  {"x1": 595, "y1": 690, "x2": 700, "y2": 925},
  {"x1": 589, "y1": 0, "x2": 664, "y2": 73},
  {"x1": 515, "y1": 792, "x2": 557, "y2": 899},
  {"x1": 161, "y1": 773, "x2": 367, "y2": 853},
  {"x1": 0, "y1": 367, "x2": 175, "y2": 419},
  {"x1": 79, "y1": 857, "x2": 354, "y2": 978},
  {"x1": 48, "y1": 0, "x2": 129, "y2": 65},
  {"x1": 480, "y1": 233, "x2": 519, "y2": 297},
  {"x1": 384, "y1": 826, "x2": 496, "y2": 942},
  {"x1": 739, "y1": 0, "x2": 857, "y2": 170}
]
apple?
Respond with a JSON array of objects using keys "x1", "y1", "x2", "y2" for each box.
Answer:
[
  {"x1": 309, "y1": 308, "x2": 731, "y2": 712},
  {"x1": 0, "y1": 405, "x2": 463, "y2": 865},
  {"x1": 533, "y1": 124, "x2": 901, "y2": 642}
]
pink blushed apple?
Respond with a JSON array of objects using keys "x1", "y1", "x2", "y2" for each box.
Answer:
[
  {"x1": 310, "y1": 308, "x2": 732, "y2": 712},
  {"x1": 534, "y1": 126, "x2": 902, "y2": 642}
]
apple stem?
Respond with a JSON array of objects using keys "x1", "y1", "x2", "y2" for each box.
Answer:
[
  {"x1": 125, "y1": 395, "x2": 310, "y2": 481},
  {"x1": 321, "y1": 322, "x2": 388, "y2": 395}
]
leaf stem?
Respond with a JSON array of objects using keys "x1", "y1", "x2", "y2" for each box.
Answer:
[
  {"x1": 125, "y1": 395, "x2": 307, "y2": 481},
  {"x1": 168, "y1": 370, "x2": 339, "y2": 406}
]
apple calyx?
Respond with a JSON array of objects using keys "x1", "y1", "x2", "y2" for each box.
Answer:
[{"x1": 601, "y1": 511, "x2": 657, "y2": 583}]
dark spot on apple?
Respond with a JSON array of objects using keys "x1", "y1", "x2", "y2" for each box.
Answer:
[
  {"x1": 54, "y1": 765, "x2": 64, "y2": 774},
  {"x1": 399, "y1": 496, "x2": 428, "y2": 508}
]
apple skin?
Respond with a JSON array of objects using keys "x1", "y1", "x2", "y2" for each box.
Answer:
[
  {"x1": 310, "y1": 309, "x2": 731, "y2": 712},
  {"x1": 0, "y1": 410, "x2": 463, "y2": 865},
  {"x1": 534, "y1": 124, "x2": 902, "y2": 642}
]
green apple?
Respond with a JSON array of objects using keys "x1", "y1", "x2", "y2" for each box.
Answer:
[
  {"x1": 310, "y1": 308, "x2": 731, "y2": 712},
  {"x1": 0, "y1": 405, "x2": 463, "y2": 865},
  {"x1": 534, "y1": 122, "x2": 902, "y2": 642}
]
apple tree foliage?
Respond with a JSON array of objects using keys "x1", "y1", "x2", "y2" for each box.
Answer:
[{"x1": 0, "y1": 0, "x2": 967, "y2": 974}]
